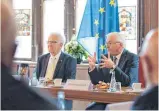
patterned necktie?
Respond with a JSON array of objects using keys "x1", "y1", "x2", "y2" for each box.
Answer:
[
  {"x1": 45, "y1": 57, "x2": 56, "y2": 80},
  {"x1": 110, "y1": 56, "x2": 117, "y2": 74},
  {"x1": 113, "y1": 56, "x2": 117, "y2": 65}
]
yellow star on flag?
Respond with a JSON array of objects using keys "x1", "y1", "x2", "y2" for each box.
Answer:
[
  {"x1": 95, "y1": 33, "x2": 99, "y2": 38},
  {"x1": 94, "y1": 19, "x2": 99, "y2": 26},
  {"x1": 100, "y1": 45, "x2": 105, "y2": 51},
  {"x1": 109, "y1": 0, "x2": 115, "y2": 7},
  {"x1": 99, "y1": 7, "x2": 105, "y2": 14}
]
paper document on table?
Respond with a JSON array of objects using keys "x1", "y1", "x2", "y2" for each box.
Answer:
[{"x1": 64, "y1": 79, "x2": 91, "y2": 90}]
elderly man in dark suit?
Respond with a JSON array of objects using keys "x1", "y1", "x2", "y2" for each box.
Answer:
[
  {"x1": 36, "y1": 33, "x2": 76, "y2": 82},
  {"x1": 105, "y1": 29, "x2": 158, "y2": 110},
  {"x1": 131, "y1": 29, "x2": 158, "y2": 110},
  {"x1": 86, "y1": 32, "x2": 139, "y2": 110},
  {"x1": 1, "y1": 1, "x2": 58, "y2": 110},
  {"x1": 35, "y1": 33, "x2": 77, "y2": 110}
]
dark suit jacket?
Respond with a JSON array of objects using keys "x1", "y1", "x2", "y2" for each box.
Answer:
[
  {"x1": 36, "y1": 52, "x2": 77, "y2": 82},
  {"x1": 88, "y1": 49, "x2": 139, "y2": 86},
  {"x1": 1, "y1": 63, "x2": 58, "y2": 110},
  {"x1": 131, "y1": 85, "x2": 158, "y2": 110},
  {"x1": 35, "y1": 52, "x2": 77, "y2": 110}
]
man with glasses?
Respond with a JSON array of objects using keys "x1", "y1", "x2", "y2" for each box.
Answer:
[
  {"x1": 35, "y1": 33, "x2": 76, "y2": 110},
  {"x1": 86, "y1": 32, "x2": 139, "y2": 110},
  {"x1": 105, "y1": 29, "x2": 158, "y2": 110}
]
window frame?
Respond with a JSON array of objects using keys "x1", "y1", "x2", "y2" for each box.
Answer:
[{"x1": 13, "y1": 0, "x2": 43, "y2": 61}]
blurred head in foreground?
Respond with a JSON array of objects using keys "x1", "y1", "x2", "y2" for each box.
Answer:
[
  {"x1": 140, "y1": 29, "x2": 158, "y2": 87},
  {"x1": 1, "y1": 1, "x2": 58, "y2": 110},
  {"x1": 1, "y1": 1, "x2": 16, "y2": 67}
]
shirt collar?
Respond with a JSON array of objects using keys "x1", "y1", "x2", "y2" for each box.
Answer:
[
  {"x1": 115, "y1": 49, "x2": 124, "y2": 60},
  {"x1": 50, "y1": 51, "x2": 61, "y2": 59}
]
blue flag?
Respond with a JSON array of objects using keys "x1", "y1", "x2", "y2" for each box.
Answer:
[{"x1": 77, "y1": 0, "x2": 119, "y2": 62}]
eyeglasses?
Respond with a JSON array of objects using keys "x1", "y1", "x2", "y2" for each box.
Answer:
[
  {"x1": 106, "y1": 42, "x2": 121, "y2": 46},
  {"x1": 47, "y1": 41, "x2": 58, "y2": 44}
]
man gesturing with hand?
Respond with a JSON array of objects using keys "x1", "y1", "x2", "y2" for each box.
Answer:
[
  {"x1": 88, "y1": 52, "x2": 96, "y2": 71},
  {"x1": 100, "y1": 53, "x2": 116, "y2": 69},
  {"x1": 86, "y1": 32, "x2": 139, "y2": 110}
]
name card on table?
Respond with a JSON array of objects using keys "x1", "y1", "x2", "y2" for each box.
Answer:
[{"x1": 64, "y1": 79, "x2": 91, "y2": 90}]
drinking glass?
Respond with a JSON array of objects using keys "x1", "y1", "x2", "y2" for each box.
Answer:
[
  {"x1": 38, "y1": 77, "x2": 45, "y2": 86},
  {"x1": 31, "y1": 77, "x2": 38, "y2": 86},
  {"x1": 115, "y1": 82, "x2": 121, "y2": 92}
]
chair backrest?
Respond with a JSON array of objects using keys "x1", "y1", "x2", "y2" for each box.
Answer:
[{"x1": 139, "y1": 58, "x2": 145, "y2": 88}]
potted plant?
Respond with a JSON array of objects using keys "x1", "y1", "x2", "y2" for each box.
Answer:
[{"x1": 65, "y1": 40, "x2": 88, "y2": 64}]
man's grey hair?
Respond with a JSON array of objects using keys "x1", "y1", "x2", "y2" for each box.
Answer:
[
  {"x1": 106, "y1": 32, "x2": 126, "y2": 48},
  {"x1": 49, "y1": 32, "x2": 66, "y2": 45}
]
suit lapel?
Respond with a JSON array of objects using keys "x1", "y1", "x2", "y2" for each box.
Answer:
[
  {"x1": 118, "y1": 49, "x2": 127, "y2": 69},
  {"x1": 53, "y1": 52, "x2": 64, "y2": 79},
  {"x1": 42, "y1": 54, "x2": 50, "y2": 77}
]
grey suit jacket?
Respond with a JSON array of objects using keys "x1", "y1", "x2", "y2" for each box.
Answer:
[
  {"x1": 36, "y1": 52, "x2": 77, "y2": 82},
  {"x1": 88, "y1": 49, "x2": 139, "y2": 86}
]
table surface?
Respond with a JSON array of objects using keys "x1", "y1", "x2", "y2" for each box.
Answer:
[{"x1": 34, "y1": 85, "x2": 142, "y2": 103}]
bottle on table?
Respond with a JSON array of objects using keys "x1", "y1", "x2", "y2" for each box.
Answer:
[
  {"x1": 109, "y1": 71, "x2": 116, "y2": 92},
  {"x1": 57, "y1": 91, "x2": 65, "y2": 110}
]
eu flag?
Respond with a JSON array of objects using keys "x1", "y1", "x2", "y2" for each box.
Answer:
[{"x1": 77, "y1": 0, "x2": 119, "y2": 62}]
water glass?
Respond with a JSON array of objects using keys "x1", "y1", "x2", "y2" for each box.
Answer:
[
  {"x1": 115, "y1": 82, "x2": 121, "y2": 92},
  {"x1": 38, "y1": 77, "x2": 45, "y2": 85},
  {"x1": 31, "y1": 77, "x2": 38, "y2": 86}
]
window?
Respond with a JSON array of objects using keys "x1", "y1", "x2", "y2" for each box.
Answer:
[
  {"x1": 76, "y1": 0, "x2": 138, "y2": 54},
  {"x1": 43, "y1": 0, "x2": 64, "y2": 54},
  {"x1": 13, "y1": 0, "x2": 32, "y2": 59}
]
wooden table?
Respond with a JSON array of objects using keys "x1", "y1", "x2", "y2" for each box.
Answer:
[{"x1": 34, "y1": 86, "x2": 141, "y2": 103}]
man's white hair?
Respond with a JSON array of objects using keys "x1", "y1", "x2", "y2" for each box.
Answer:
[
  {"x1": 49, "y1": 32, "x2": 66, "y2": 45},
  {"x1": 106, "y1": 32, "x2": 126, "y2": 48}
]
